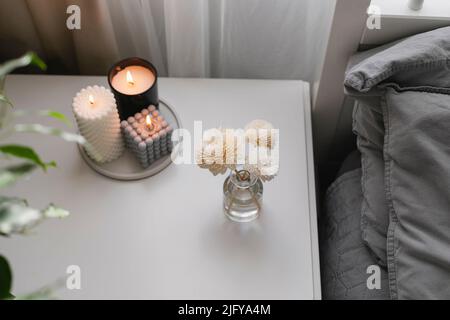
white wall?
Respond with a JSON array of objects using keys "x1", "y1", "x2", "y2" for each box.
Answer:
[{"x1": 363, "y1": 0, "x2": 450, "y2": 45}]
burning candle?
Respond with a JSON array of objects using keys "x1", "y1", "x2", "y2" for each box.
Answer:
[
  {"x1": 111, "y1": 66, "x2": 155, "y2": 95},
  {"x1": 121, "y1": 105, "x2": 173, "y2": 168},
  {"x1": 145, "y1": 115, "x2": 154, "y2": 131},
  {"x1": 108, "y1": 58, "x2": 159, "y2": 120},
  {"x1": 126, "y1": 70, "x2": 134, "y2": 85},
  {"x1": 73, "y1": 86, "x2": 124, "y2": 163}
]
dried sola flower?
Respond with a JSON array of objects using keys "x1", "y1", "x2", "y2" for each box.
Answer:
[
  {"x1": 196, "y1": 128, "x2": 239, "y2": 175},
  {"x1": 222, "y1": 128, "x2": 247, "y2": 170},
  {"x1": 197, "y1": 123, "x2": 279, "y2": 181},
  {"x1": 245, "y1": 119, "x2": 276, "y2": 149},
  {"x1": 244, "y1": 146, "x2": 279, "y2": 182}
]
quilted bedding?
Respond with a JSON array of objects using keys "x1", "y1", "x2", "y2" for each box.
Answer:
[{"x1": 320, "y1": 168, "x2": 389, "y2": 300}]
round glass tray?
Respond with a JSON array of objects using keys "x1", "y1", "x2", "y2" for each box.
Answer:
[{"x1": 78, "y1": 99, "x2": 181, "y2": 181}]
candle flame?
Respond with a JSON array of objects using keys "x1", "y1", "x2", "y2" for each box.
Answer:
[
  {"x1": 126, "y1": 70, "x2": 135, "y2": 85},
  {"x1": 146, "y1": 115, "x2": 152, "y2": 127},
  {"x1": 88, "y1": 94, "x2": 95, "y2": 105}
]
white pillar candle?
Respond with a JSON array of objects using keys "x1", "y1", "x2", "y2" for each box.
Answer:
[
  {"x1": 110, "y1": 65, "x2": 155, "y2": 95},
  {"x1": 73, "y1": 86, "x2": 124, "y2": 163}
]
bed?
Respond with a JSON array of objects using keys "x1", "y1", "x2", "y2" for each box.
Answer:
[{"x1": 313, "y1": 0, "x2": 450, "y2": 300}]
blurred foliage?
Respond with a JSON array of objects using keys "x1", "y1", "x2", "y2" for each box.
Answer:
[{"x1": 0, "y1": 52, "x2": 84, "y2": 299}]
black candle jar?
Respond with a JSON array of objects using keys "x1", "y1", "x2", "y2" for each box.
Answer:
[{"x1": 108, "y1": 57, "x2": 159, "y2": 120}]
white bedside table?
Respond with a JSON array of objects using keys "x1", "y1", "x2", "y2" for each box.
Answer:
[{"x1": 0, "y1": 75, "x2": 320, "y2": 299}]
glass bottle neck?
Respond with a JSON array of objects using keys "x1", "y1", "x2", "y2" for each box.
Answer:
[{"x1": 230, "y1": 169, "x2": 257, "y2": 189}]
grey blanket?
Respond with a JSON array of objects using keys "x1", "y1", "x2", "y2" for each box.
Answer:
[
  {"x1": 344, "y1": 26, "x2": 450, "y2": 299},
  {"x1": 382, "y1": 88, "x2": 450, "y2": 299}
]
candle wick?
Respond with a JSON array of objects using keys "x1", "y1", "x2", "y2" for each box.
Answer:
[
  {"x1": 126, "y1": 70, "x2": 135, "y2": 86},
  {"x1": 88, "y1": 95, "x2": 95, "y2": 106}
]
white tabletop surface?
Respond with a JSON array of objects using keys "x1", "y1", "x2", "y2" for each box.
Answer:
[{"x1": 1, "y1": 75, "x2": 320, "y2": 300}]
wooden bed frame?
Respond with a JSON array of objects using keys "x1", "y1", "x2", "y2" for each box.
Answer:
[{"x1": 312, "y1": 0, "x2": 450, "y2": 171}]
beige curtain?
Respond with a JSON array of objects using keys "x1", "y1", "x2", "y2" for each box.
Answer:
[
  {"x1": 0, "y1": 0, "x2": 119, "y2": 74},
  {"x1": 0, "y1": 0, "x2": 334, "y2": 81}
]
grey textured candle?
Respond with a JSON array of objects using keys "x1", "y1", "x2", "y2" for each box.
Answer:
[{"x1": 120, "y1": 105, "x2": 173, "y2": 168}]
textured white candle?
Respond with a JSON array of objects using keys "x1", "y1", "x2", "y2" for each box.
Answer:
[
  {"x1": 111, "y1": 65, "x2": 155, "y2": 95},
  {"x1": 121, "y1": 105, "x2": 173, "y2": 168},
  {"x1": 73, "y1": 85, "x2": 124, "y2": 163}
]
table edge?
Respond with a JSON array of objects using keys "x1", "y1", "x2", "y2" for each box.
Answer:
[{"x1": 302, "y1": 82, "x2": 322, "y2": 300}]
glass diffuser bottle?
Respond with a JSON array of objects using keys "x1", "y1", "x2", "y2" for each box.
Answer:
[{"x1": 223, "y1": 169, "x2": 263, "y2": 222}]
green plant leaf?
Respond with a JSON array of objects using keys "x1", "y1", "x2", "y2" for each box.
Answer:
[
  {"x1": 14, "y1": 124, "x2": 86, "y2": 144},
  {"x1": 28, "y1": 53, "x2": 47, "y2": 71},
  {"x1": 16, "y1": 286, "x2": 55, "y2": 300},
  {"x1": 43, "y1": 204, "x2": 69, "y2": 219},
  {"x1": 13, "y1": 123, "x2": 101, "y2": 161},
  {"x1": 14, "y1": 278, "x2": 66, "y2": 300},
  {"x1": 0, "y1": 145, "x2": 56, "y2": 171},
  {"x1": 0, "y1": 94, "x2": 12, "y2": 108},
  {"x1": 39, "y1": 110, "x2": 72, "y2": 127},
  {"x1": 0, "y1": 255, "x2": 12, "y2": 299},
  {"x1": 13, "y1": 124, "x2": 102, "y2": 162},
  {"x1": 0, "y1": 52, "x2": 47, "y2": 79},
  {"x1": 0, "y1": 98, "x2": 14, "y2": 135},
  {"x1": 0, "y1": 163, "x2": 37, "y2": 188},
  {"x1": 0, "y1": 197, "x2": 69, "y2": 237},
  {"x1": 0, "y1": 196, "x2": 40, "y2": 236}
]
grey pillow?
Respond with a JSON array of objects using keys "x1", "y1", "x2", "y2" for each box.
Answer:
[
  {"x1": 345, "y1": 43, "x2": 398, "y2": 267},
  {"x1": 345, "y1": 26, "x2": 450, "y2": 92},
  {"x1": 345, "y1": 25, "x2": 450, "y2": 270},
  {"x1": 382, "y1": 88, "x2": 450, "y2": 299},
  {"x1": 344, "y1": 26, "x2": 450, "y2": 299},
  {"x1": 352, "y1": 102, "x2": 389, "y2": 267}
]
